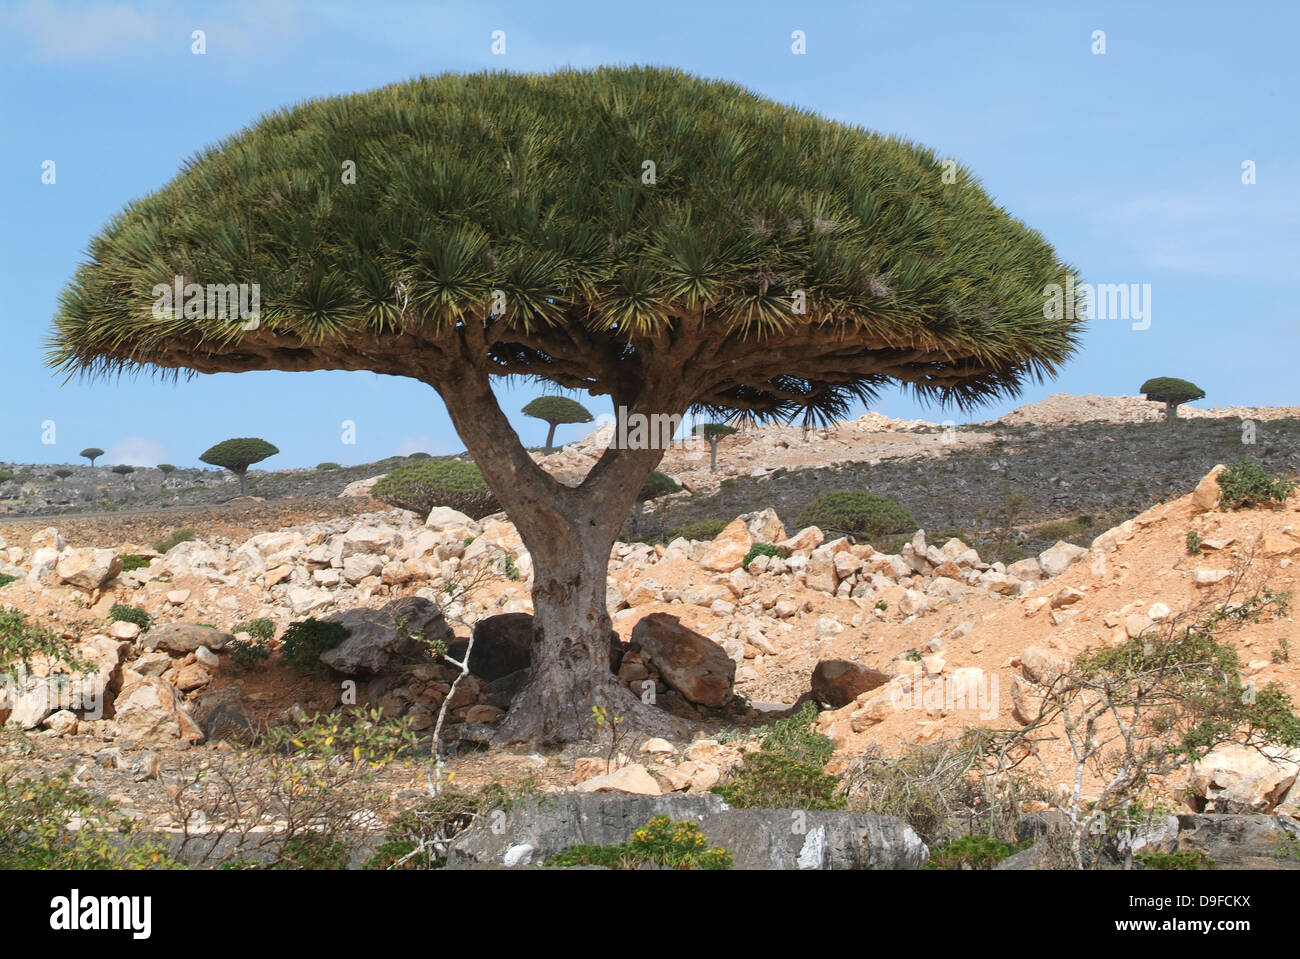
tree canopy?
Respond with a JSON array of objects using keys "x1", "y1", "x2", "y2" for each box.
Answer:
[
  {"x1": 522, "y1": 395, "x2": 594, "y2": 425},
  {"x1": 200, "y1": 437, "x2": 279, "y2": 471},
  {"x1": 79, "y1": 448, "x2": 103, "y2": 465},
  {"x1": 1139, "y1": 377, "x2": 1204, "y2": 404},
  {"x1": 371, "y1": 459, "x2": 501, "y2": 518},
  {"x1": 48, "y1": 66, "x2": 1082, "y2": 423}
]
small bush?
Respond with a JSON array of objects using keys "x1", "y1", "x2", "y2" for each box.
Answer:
[
  {"x1": 119, "y1": 554, "x2": 151, "y2": 572},
  {"x1": 262, "y1": 707, "x2": 420, "y2": 766},
  {"x1": 670, "y1": 519, "x2": 729, "y2": 542},
  {"x1": 109, "y1": 603, "x2": 153, "y2": 633},
  {"x1": 712, "y1": 752, "x2": 845, "y2": 810},
  {"x1": 315, "y1": 462, "x2": 341, "y2": 471},
  {"x1": 742, "y1": 542, "x2": 783, "y2": 570},
  {"x1": 0, "y1": 471, "x2": 16, "y2": 483},
  {"x1": 0, "y1": 766, "x2": 181, "y2": 869},
  {"x1": 0, "y1": 608, "x2": 94, "y2": 672},
  {"x1": 1185, "y1": 530, "x2": 1202, "y2": 555},
  {"x1": 153, "y1": 528, "x2": 197, "y2": 554},
  {"x1": 371, "y1": 461, "x2": 500, "y2": 519},
  {"x1": 273, "y1": 833, "x2": 351, "y2": 870},
  {"x1": 1217, "y1": 460, "x2": 1296, "y2": 510},
  {"x1": 233, "y1": 618, "x2": 276, "y2": 642},
  {"x1": 547, "y1": 816, "x2": 732, "y2": 870},
  {"x1": 279, "y1": 618, "x2": 350, "y2": 676},
  {"x1": 227, "y1": 638, "x2": 271, "y2": 675},
  {"x1": 924, "y1": 834, "x2": 1028, "y2": 870},
  {"x1": 794, "y1": 491, "x2": 916, "y2": 542},
  {"x1": 1134, "y1": 849, "x2": 1216, "y2": 871},
  {"x1": 0, "y1": 574, "x2": 17, "y2": 589}
]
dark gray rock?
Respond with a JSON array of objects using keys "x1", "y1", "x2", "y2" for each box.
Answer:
[
  {"x1": 319, "y1": 596, "x2": 452, "y2": 676},
  {"x1": 193, "y1": 689, "x2": 257, "y2": 744},
  {"x1": 1173, "y1": 814, "x2": 1300, "y2": 870},
  {"x1": 145, "y1": 623, "x2": 232, "y2": 653},
  {"x1": 466, "y1": 613, "x2": 533, "y2": 681},
  {"x1": 446, "y1": 793, "x2": 927, "y2": 870},
  {"x1": 811, "y1": 659, "x2": 890, "y2": 708}
]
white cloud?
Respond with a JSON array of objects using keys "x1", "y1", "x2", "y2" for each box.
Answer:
[
  {"x1": 103, "y1": 436, "x2": 166, "y2": 468},
  {"x1": 6, "y1": 1, "x2": 161, "y2": 61}
]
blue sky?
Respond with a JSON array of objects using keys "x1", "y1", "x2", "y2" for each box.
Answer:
[{"x1": 2, "y1": 0, "x2": 1296, "y2": 468}]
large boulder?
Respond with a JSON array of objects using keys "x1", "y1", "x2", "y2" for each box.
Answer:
[
  {"x1": 145, "y1": 623, "x2": 233, "y2": 653},
  {"x1": 112, "y1": 677, "x2": 204, "y2": 743},
  {"x1": 318, "y1": 596, "x2": 453, "y2": 675},
  {"x1": 1038, "y1": 541, "x2": 1088, "y2": 577},
  {"x1": 631, "y1": 613, "x2": 735, "y2": 707},
  {"x1": 699, "y1": 520, "x2": 754, "y2": 573},
  {"x1": 445, "y1": 793, "x2": 928, "y2": 870},
  {"x1": 55, "y1": 548, "x2": 123, "y2": 591},
  {"x1": 465, "y1": 613, "x2": 534, "y2": 681},
  {"x1": 811, "y1": 659, "x2": 890, "y2": 708},
  {"x1": 1189, "y1": 743, "x2": 1300, "y2": 813}
]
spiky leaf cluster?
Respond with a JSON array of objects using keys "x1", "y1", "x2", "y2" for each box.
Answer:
[{"x1": 49, "y1": 66, "x2": 1083, "y2": 423}]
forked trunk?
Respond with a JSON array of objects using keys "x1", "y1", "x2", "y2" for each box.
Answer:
[{"x1": 493, "y1": 520, "x2": 688, "y2": 745}]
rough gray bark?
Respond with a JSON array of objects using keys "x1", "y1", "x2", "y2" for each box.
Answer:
[
  {"x1": 543, "y1": 421, "x2": 557, "y2": 453},
  {"x1": 438, "y1": 364, "x2": 690, "y2": 746}
]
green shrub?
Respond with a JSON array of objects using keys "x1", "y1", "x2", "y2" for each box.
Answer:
[
  {"x1": 111, "y1": 464, "x2": 135, "y2": 475},
  {"x1": 119, "y1": 553, "x2": 151, "y2": 572},
  {"x1": 278, "y1": 619, "x2": 350, "y2": 676},
  {"x1": 371, "y1": 461, "x2": 500, "y2": 519},
  {"x1": 407, "y1": 451, "x2": 434, "y2": 460},
  {"x1": 316, "y1": 462, "x2": 341, "y2": 471},
  {"x1": 1134, "y1": 849, "x2": 1216, "y2": 871},
  {"x1": 227, "y1": 638, "x2": 271, "y2": 674},
  {"x1": 273, "y1": 833, "x2": 351, "y2": 870},
  {"x1": 0, "y1": 574, "x2": 17, "y2": 589},
  {"x1": 742, "y1": 542, "x2": 783, "y2": 570},
  {"x1": 924, "y1": 834, "x2": 1029, "y2": 870},
  {"x1": 233, "y1": 618, "x2": 276, "y2": 642},
  {"x1": 1217, "y1": 460, "x2": 1296, "y2": 510},
  {"x1": 261, "y1": 707, "x2": 420, "y2": 766},
  {"x1": 0, "y1": 607, "x2": 94, "y2": 672},
  {"x1": 153, "y1": 528, "x2": 197, "y2": 553},
  {"x1": 670, "y1": 518, "x2": 728, "y2": 541},
  {"x1": 1185, "y1": 530, "x2": 1202, "y2": 555},
  {"x1": 794, "y1": 491, "x2": 916, "y2": 542},
  {"x1": 547, "y1": 816, "x2": 732, "y2": 870},
  {"x1": 760, "y1": 701, "x2": 835, "y2": 766},
  {"x1": 0, "y1": 471, "x2": 16, "y2": 483},
  {"x1": 0, "y1": 766, "x2": 181, "y2": 869},
  {"x1": 638, "y1": 471, "x2": 680, "y2": 501},
  {"x1": 108, "y1": 603, "x2": 153, "y2": 633},
  {"x1": 712, "y1": 751, "x2": 845, "y2": 810}
]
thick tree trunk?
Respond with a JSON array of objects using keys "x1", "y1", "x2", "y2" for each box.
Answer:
[
  {"x1": 235, "y1": 469, "x2": 248, "y2": 495},
  {"x1": 1165, "y1": 400, "x2": 1177, "y2": 424},
  {"x1": 436, "y1": 363, "x2": 692, "y2": 746},
  {"x1": 543, "y1": 421, "x2": 557, "y2": 454}
]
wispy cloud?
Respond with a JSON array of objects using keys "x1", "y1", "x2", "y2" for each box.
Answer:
[{"x1": 103, "y1": 436, "x2": 165, "y2": 467}]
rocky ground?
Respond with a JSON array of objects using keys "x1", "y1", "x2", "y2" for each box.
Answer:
[{"x1": 2, "y1": 394, "x2": 1298, "y2": 869}]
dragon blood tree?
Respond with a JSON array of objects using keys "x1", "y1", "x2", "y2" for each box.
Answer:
[
  {"x1": 522, "y1": 395, "x2": 594, "y2": 453},
  {"x1": 1140, "y1": 376, "x2": 1205, "y2": 424},
  {"x1": 47, "y1": 67, "x2": 1083, "y2": 744}
]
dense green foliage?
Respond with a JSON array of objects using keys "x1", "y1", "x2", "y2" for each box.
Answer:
[
  {"x1": 200, "y1": 437, "x2": 280, "y2": 471},
  {"x1": 712, "y1": 703, "x2": 844, "y2": 809},
  {"x1": 153, "y1": 528, "x2": 197, "y2": 553},
  {"x1": 50, "y1": 67, "x2": 1081, "y2": 423},
  {"x1": 547, "y1": 816, "x2": 732, "y2": 870},
  {"x1": 371, "y1": 460, "x2": 500, "y2": 518},
  {"x1": 111, "y1": 464, "x2": 135, "y2": 475},
  {"x1": 119, "y1": 553, "x2": 151, "y2": 572},
  {"x1": 1139, "y1": 376, "x2": 1205, "y2": 404},
  {"x1": 794, "y1": 490, "x2": 916, "y2": 541},
  {"x1": 742, "y1": 542, "x2": 784, "y2": 569},
  {"x1": 638, "y1": 471, "x2": 680, "y2": 502},
  {"x1": 522, "y1": 395, "x2": 593, "y2": 424},
  {"x1": 1217, "y1": 459, "x2": 1297, "y2": 510},
  {"x1": 79, "y1": 448, "x2": 103, "y2": 465},
  {"x1": 108, "y1": 603, "x2": 154, "y2": 633},
  {"x1": 924, "y1": 834, "x2": 1029, "y2": 870},
  {"x1": 279, "y1": 618, "x2": 350, "y2": 676}
]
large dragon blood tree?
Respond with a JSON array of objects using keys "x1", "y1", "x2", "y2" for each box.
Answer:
[{"x1": 47, "y1": 67, "x2": 1083, "y2": 745}]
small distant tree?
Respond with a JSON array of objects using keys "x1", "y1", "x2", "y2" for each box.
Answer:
[
  {"x1": 79, "y1": 448, "x2": 104, "y2": 467},
  {"x1": 53, "y1": 468, "x2": 74, "y2": 480},
  {"x1": 795, "y1": 490, "x2": 915, "y2": 543},
  {"x1": 111, "y1": 464, "x2": 135, "y2": 476},
  {"x1": 316, "y1": 462, "x2": 341, "y2": 471},
  {"x1": 632, "y1": 471, "x2": 680, "y2": 535},
  {"x1": 522, "y1": 396, "x2": 594, "y2": 454},
  {"x1": 158, "y1": 463, "x2": 176, "y2": 491},
  {"x1": 1140, "y1": 377, "x2": 1205, "y2": 424},
  {"x1": 199, "y1": 438, "x2": 279, "y2": 495},
  {"x1": 371, "y1": 460, "x2": 500, "y2": 519},
  {"x1": 694, "y1": 422, "x2": 738, "y2": 473}
]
